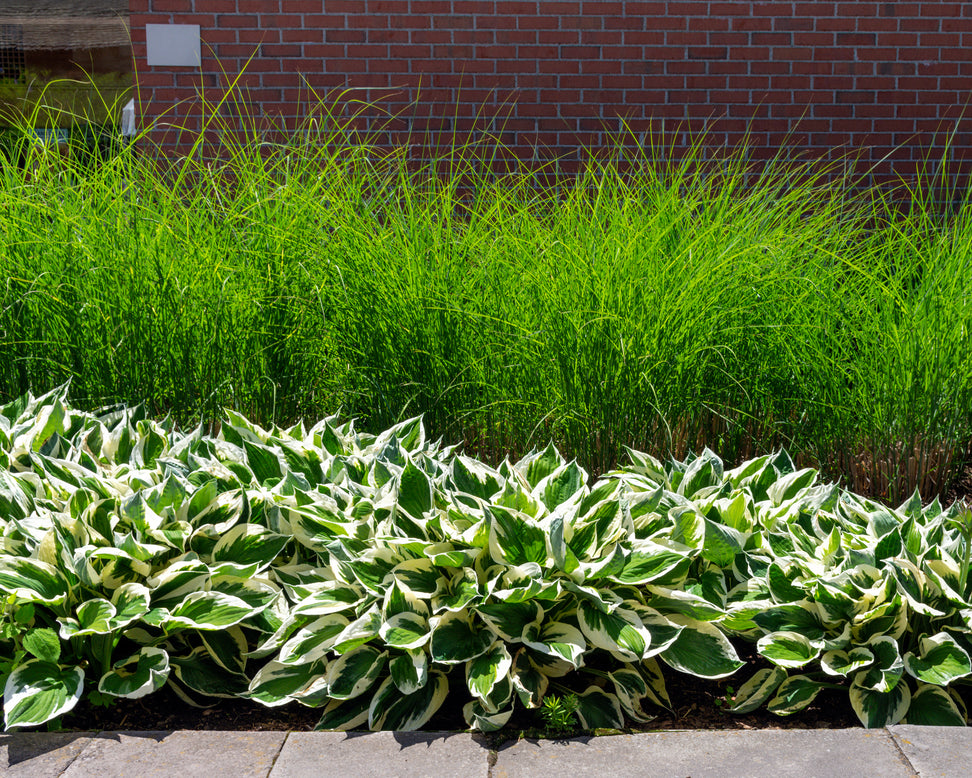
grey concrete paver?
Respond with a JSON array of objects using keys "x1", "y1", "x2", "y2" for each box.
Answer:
[
  {"x1": 0, "y1": 732, "x2": 95, "y2": 777},
  {"x1": 492, "y1": 729, "x2": 916, "y2": 778},
  {"x1": 888, "y1": 725, "x2": 972, "y2": 777},
  {"x1": 60, "y1": 730, "x2": 287, "y2": 778},
  {"x1": 269, "y1": 731, "x2": 491, "y2": 778}
]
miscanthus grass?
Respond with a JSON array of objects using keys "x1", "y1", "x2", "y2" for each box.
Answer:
[{"x1": 1, "y1": 88, "x2": 970, "y2": 503}]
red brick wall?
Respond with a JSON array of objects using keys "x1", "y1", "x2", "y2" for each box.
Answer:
[{"x1": 128, "y1": 1, "x2": 972, "y2": 178}]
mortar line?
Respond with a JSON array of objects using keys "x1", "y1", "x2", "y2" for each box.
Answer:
[
  {"x1": 884, "y1": 726, "x2": 920, "y2": 777},
  {"x1": 56, "y1": 729, "x2": 102, "y2": 776},
  {"x1": 264, "y1": 728, "x2": 292, "y2": 777}
]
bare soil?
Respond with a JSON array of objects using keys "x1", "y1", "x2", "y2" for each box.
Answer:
[{"x1": 55, "y1": 651, "x2": 864, "y2": 736}]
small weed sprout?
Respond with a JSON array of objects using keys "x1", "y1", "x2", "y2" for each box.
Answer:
[{"x1": 538, "y1": 693, "x2": 580, "y2": 735}]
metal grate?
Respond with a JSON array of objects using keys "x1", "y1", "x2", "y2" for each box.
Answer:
[{"x1": 0, "y1": 25, "x2": 25, "y2": 84}]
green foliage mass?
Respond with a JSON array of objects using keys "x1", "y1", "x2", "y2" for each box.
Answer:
[
  {"x1": 0, "y1": 96, "x2": 971, "y2": 502},
  {"x1": 1, "y1": 388, "x2": 971, "y2": 731}
]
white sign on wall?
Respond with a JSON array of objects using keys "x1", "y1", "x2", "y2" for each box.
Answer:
[{"x1": 145, "y1": 24, "x2": 201, "y2": 67}]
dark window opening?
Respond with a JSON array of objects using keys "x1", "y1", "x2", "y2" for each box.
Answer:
[{"x1": 0, "y1": 25, "x2": 25, "y2": 84}]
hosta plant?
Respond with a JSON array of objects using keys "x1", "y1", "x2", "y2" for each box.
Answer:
[{"x1": 0, "y1": 385, "x2": 969, "y2": 731}]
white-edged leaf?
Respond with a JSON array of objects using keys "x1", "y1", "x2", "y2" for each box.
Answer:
[
  {"x1": 728, "y1": 666, "x2": 787, "y2": 714},
  {"x1": 903, "y1": 632, "x2": 972, "y2": 686},
  {"x1": 165, "y1": 591, "x2": 257, "y2": 630},
  {"x1": 577, "y1": 600, "x2": 650, "y2": 662},
  {"x1": 379, "y1": 611, "x2": 430, "y2": 650},
  {"x1": 849, "y1": 677, "x2": 911, "y2": 728},
  {"x1": 247, "y1": 659, "x2": 329, "y2": 707},
  {"x1": 757, "y1": 631, "x2": 819, "y2": 669},
  {"x1": 4, "y1": 660, "x2": 84, "y2": 729},
  {"x1": 0, "y1": 558, "x2": 69, "y2": 605},
  {"x1": 429, "y1": 611, "x2": 495, "y2": 664},
  {"x1": 325, "y1": 645, "x2": 387, "y2": 700},
  {"x1": 659, "y1": 615, "x2": 743, "y2": 679},
  {"x1": 368, "y1": 672, "x2": 449, "y2": 731},
  {"x1": 466, "y1": 642, "x2": 513, "y2": 704},
  {"x1": 523, "y1": 621, "x2": 586, "y2": 668},
  {"x1": 574, "y1": 685, "x2": 624, "y2": 730},
  {"x1": 98, "y1": 647, "x2": 170, "y2": 699},
  {"x1": 389, "y1": 650, "x2": 428, "y2": 695},
  {"x1": 766, "y1": 675, "x2": 825, "y2": 716},
  {"x1": 904, "y1": 683, "x2": 966, "y2": 726}
]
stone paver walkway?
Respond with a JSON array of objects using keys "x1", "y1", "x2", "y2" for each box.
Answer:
[{"x1": 2, "y1": 726, "x2": 971, "y2": 777}]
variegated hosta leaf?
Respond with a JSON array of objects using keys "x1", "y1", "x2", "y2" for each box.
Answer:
[
  {"x1": 211, "y1": 524, "x2": 289, "y2": 570},
  {"x1": 110, "y1": 582, "x2": 152, "y2": 629},
  {"x1": 200, "y1": 626, "x2": 249, "y2": 674},
  {"x1": 854, "y1": 636, "x2": 904, "y2": 692},
  {"x1": 903, "y1": 683, "x2": 966, "y2": 726},
  {"x1": 510, "y1": 649, "x2": 548, "y2": 708},
  {"x1": 645, "y1": 586, "x2": 724, "y2": 621},
  {"x1": 903, "y1": 632, "x2": 972, "y2": 686},
  {"x1": 0, "y1": 558, "x2": 70, "y2": 605},
  {"x1": 59, "y1": 598, "x2": 115, "y2": 639},
  {"x1": 162, "y1": 591, "x2": 260, "y2": 630},
  {"x1": 4, "y1": 660, "x2": 84, "y2": 729},
  {"x1": 577, "y1": 600, "x2": 652, "y2": 662},
  {"x1": 753, "y1": 602, "x2": 825, "y2": 641},
  {"x1": 515, "y1": 444, "x2": 565, "y2": 490},
  {"x1": 728, "y1": 666, "x2": 787, "y2": 714},
  {"x1": 757, "y1": 631, "x2": 820, "y2": 669},
  {"x1": 434, "y1": 569, "x2": 482, "y2": 613},
  {"x1": 168, "y1": 649, "x2": 249, "y2": 699},
  {"x1": 449, "y1": 456, "x2": 501, "y2": 501},
  {"x1": 766, "y1": 675, "x2": 826, "y2": 716},
  {"x1": 884, "y1": 559, "x2": 944, "y2": 617},
  {"x1": 331, "y1": 605, "x2": 382, "y2": 654},
  {"x1": 379, "y1": 611, "x2": 430, "y2": 650},
  {"x1": 624, "y1": 604, "x2": 683, "y2": 658},
  {"x1": 429, "y1": 610, "x2": 495, "y2": 664},
  {"x1": 608, "y1": 665, "x2": 659, "y2": 722},
  {"x1": 477, "y1": 600, "x2": 544, "y2": 643},
  {"x1": 574, "y1": 685, "x2": 624, "y2": 730},
  {"x1": 246, "y1": 659, "x2": 329, "y2": 707},
  {"x1": 610, "y1": 539, "x2": 692, "y2": 586},
  {"x1": 315, "y1": 695, "x2": 371, "y2": 731},
  {"x1": 397, "y1": 457, "x2": 433, "y2": 519},
  {"x1": 389, "y1": 650, "x2": 428, "y2": 695},
  {"x1": 325, "y1": 646, "x2": 388, "y2": 700},
  {"x1": 368, "y1": 671, "x2": 449, "y2": 731},
  {"x1": 487, "y1": 506, "x2": 548, "y2": 567},
  {"x1": 466, "y1": 642, "x2": 513, "y2": 705},
  {"x1": 98, "y1": 647, "x2": 170, "y2": 699},
  {"x1": 658, "y1": 615, "x2": 743, "y2": 679},
  {"x1": 849, "y1": 677, "x2": 911, "y2": 727},
  {"x1": 290, "y1": 582, "x2": 362, "y2": 617},
  {"x1": 522, "y1": 620, "x2": 587, "y2": 669},
  {"x1": 391, "y1": 558, "x2": 443, "y2": 599},
  {"x1": 463, "y1": 698, "x2": 515, "y2": 732},
  {"x1": 638, "y1": 658, "x2": 672, "y2": 710},
  {"x1": 820, "y1": 647, "x2": 874, "y2": 677},
  {"x1": 851, "y1": 595, "x2": 908, "y2": 644}
]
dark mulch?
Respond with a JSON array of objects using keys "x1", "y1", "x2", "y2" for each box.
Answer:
[
  {"x1": 946, "y1": 462, "x2": 972, "y2": 508},
  {"x1": 54, "y1": 674, "x2": 862, "y2": 735},
  {"x1": 54, "y1": 649, "x2": 863, "y2": 735}
]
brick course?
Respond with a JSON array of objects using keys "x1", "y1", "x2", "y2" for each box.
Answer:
[{"x1": 130, "y1": 0, "x2": 972, "y2": 177}]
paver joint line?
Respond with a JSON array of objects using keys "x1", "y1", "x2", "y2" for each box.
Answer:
[
  {"x1": 885, "y1": 726, "x2": 923, "y2": 778},
  {"x1": 59, "y1": 730, "x2": 103, "y2": 777},
  {"x1": 263, "y1": 729, "x2": 293, "y2": 778}
]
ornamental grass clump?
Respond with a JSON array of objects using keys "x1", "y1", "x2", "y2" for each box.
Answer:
[
  {"x1": 0, "y1": 387, "x2": 970, "y2": 731},
  {"x1": 3, "y1": 84, "x2": 972, "y2": 504}
]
